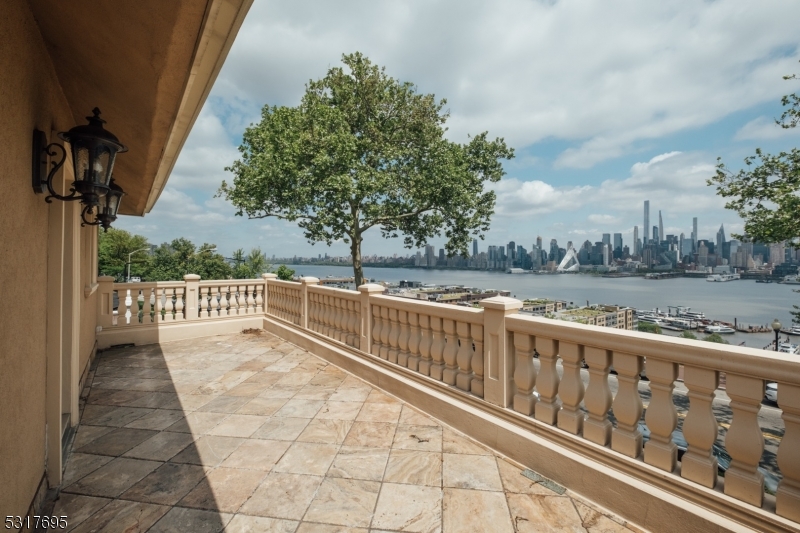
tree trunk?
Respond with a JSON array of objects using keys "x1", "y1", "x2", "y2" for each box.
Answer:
[{"x1": 351, "y1": 238, "x2": 364, "y2": 288}]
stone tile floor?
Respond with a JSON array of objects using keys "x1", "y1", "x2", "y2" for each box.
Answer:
[{"x1": 55, "y1": 331, "x2": 644, "y2": 533}]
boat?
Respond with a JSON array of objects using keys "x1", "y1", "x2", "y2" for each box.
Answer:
[
  {"x1": 706, "y1": 273, "x2": 741, "y2": 282},
  {"x1": 782, "y1": 275, "x2": 800, "y2": 285},
  {"x1": 789, "y1": 326, "x2": 800, "y2": 336},
  {"x1": 778, "y1": 342, "x2": 800, "y2": 355},
  {"x1": 706, "y1": 325, "x2": 736, "y2": 334},
  {"x1": 672, "y1": 306, "x2": 705, "y2": 320},
  {"x1": 664, "y1": 317, "x2": 694, "y2": 330},
  {"x1": 755, "y1": 279, "x2": 774, "y2": 284},
  {"x1": 638, "y1": 315, "x2": 665, "y2": 326}
]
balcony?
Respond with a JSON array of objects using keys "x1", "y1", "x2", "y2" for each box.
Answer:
[{"x1": 74, "y1": 274, "x2": 800, "y2": 532}]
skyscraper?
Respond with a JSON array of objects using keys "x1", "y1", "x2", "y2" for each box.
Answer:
[
  {"x1": 507, "y1": 241, "x2": 516, "y2": 266},
  {"x1": 536, "y1": 236, "x2": 542, "y2": 250},
  {"x1": 472, "y1": 238, "x2": 478, "y2": 258},
  {"x1": 602, "y1": 234, "x2": 611, "y2": 248},
  {"x1": 633, "y1": 226, "x2": 639, "y2": 255},
  {"x1": 653, "y1": 226, "x2": 658, "y2": 243},
  {"x1": 644, "y1": 201, "x2": 650, "y2": 245},
  {"x1": 613, "y1": 233, "x2": 622, "y2": 252},
  {"x1": 716, "y1": 224, "x2": 726, "y2": 251},
  {"x1": 693, "y1": 217, "x2": 698, "y2": 252},
  {"x1": 658, "y1": 211, "x2": 664, "y2": 243}
]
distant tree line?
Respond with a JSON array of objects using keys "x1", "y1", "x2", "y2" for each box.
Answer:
[{"x1": 98, "y1": 228, "x2": 295, "y2": 282}]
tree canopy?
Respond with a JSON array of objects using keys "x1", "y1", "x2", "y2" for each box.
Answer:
[{"x1": 219, "y1": 52, "x2": 514, "y2": 286}]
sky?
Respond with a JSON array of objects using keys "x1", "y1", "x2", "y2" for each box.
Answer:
[{"x1": 117, "y1": 0, "x2": 800, "y2": 258}]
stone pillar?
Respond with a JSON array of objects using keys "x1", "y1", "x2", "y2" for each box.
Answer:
[
  {"x1": 300, "y1": 277, "x2": 319, "y2": 330},
  {"x1": 183, "y1": 274, "x2": 201, "y2": 321},
  {"x1": 97, "y1": 276, "x2": 115, "y2": 329},
  {"x1": 261, "y1": 273, "x2": 277, "y2": 315},
  {"x1": 479, "y1": 296, "x2": 522, "y2": 408},
  {"x1": 358, "y1": 284, "x2": 385, "y2": 354}
]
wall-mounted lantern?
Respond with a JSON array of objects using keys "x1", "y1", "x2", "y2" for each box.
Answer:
[{"x1": 33, "y1": 108, "x2": 127, "y2": 231}]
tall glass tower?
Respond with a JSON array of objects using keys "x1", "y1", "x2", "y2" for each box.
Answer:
[{"x1": 644, "y1": 201, "x2": 650, "y2": 245}]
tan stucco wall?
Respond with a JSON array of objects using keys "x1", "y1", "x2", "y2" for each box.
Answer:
[
  {"x1": 79, "y1": 224, "x2": 98, "y2": 378},
  {"x1": 0, "y1": 1, "x2": 77, "y2": 517}
]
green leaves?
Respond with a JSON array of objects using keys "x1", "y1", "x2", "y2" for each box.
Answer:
[{"x1": 219, "y1": 52, "x2": 514, "y2": 285}]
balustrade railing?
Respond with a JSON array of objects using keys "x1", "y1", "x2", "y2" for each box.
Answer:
[{"x1": 96, "y1": 274, "x2": 800, "y2": 525}]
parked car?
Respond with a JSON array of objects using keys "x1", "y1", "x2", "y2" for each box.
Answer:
[{"x1": 765, "y1": 382, "x2": 778, "y2": 403}]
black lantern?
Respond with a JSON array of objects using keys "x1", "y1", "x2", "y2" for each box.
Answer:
[
  {"x1": 80, "y1": 178, "x2": 125, "y2": 232},
  {"x1": 33, "y1": 108, "x2": 127, "y2": 227}
]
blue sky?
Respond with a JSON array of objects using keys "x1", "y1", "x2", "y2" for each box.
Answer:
[{"x1": 118, "y1": 0, "x2": 800, "y2": 258}]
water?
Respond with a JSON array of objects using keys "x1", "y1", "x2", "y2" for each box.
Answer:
[{"x1": 285, "y1": 264, "x2": 799, "y2": 349}]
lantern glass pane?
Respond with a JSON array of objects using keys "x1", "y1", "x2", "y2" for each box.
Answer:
[
  {"x1": 73, "y1": 144, "x2": 89, "y2": 182},
  {"x1": 92, "y1": 147, "x2": 111, "y2": 186},
  {"x1": 106, "y1": 191, "x2": 121, "y2": 215}
]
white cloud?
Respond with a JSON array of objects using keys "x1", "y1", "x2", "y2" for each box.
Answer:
[
  {"x1": 735, "y1": 116, "x2": 800, "y2": 141},
  {"x1": 587, "y1": 214, "x2": 622, "y2": 225}
]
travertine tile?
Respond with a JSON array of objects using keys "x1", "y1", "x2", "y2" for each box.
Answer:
[
  {"x1": 342, "y1": 422, "x2": 396, "y2": 448},
  {"x1": 399, "y1": 406, "x2": 440, "y2": 427},
  {"x1": 506, "y1": 493, "x2": 585, "y2": 533},
  {"x1": 364, "y1": 390, "x2": 399, "y2": 404},
  {"x1": 273, "y1": 442, "x2": 339, "y2": 476},
  {"x1": 384, "y1": 450, "x2": 442, "y2": 487},
  {"x1": 355, "y1": 402, "x2": 402, "y2": 423},
  {"x1": 442, "y1": 428, "x2": 491, "y2": 456},
  {"x1": 225, "y1": 514, "x2": 298, "y2": 533},
  {"x1": 126, "y1": 392, "x2": 183, "y2": 409},
  {"x1": 198, "y1": 395, "x2": 252, "y2": 413},
  {"x1": 442, "y1": 488, "x2": 513, "y2": 533},
  {"x1": 327, "y1": 387, "x2": 371, "y2": 403},
  {"x1": 239, "y1": 472, "x2": 322, "y2": 519},
  {"x1": 164, "y1": 411, "x2": 230, "y2": 435},
  {"x1": 71, "y1": 425, "x2": 115, "y2": 451},
  {"x1": 148, "y1": 506, "x2": 232, "y2": 533},
  {"x1": 259, "y1": 387, "x2": 299, "y2": 399},
  {"x1": 573, "y1": 501, "x2": 631, "y2": 532},
  {"x1": 225, "y1": 381, "x2": 272, "y2": 397},
  {"x1": 120, "y1": 462, "x2": 208, "y2": 506},
  {"x1": 175, "y1": 394, "x2": 216, "y2": 411},
  {"x1": 68, "y1": 498, "x2": 169, "y2": 533},
  {"x1": 393, "y1": 425, "x2": 442, "y2": 452},
  {"x1": 303, "y1": 477, "x2": 380, "y2": 527},
  {"x1": 294, "y1": 523, "x2": 366, "y2": 533},
  {"x1": 81, "y1": 405, "x2": 154, "y2": 427},
  {"x1": 328, "y1": 446, "x2": 389, "y2": 481},
  {"x1": 275, "y1": 399, "x2": 325, "y2": 418},
  {"x1": 252, "y1": 417, "x2": 311, "y2": 441},
  {"x1": 220, "y1": 439, "x2": 291, "y2": 471},
  {"x1": 236, "y1": 397, "x2": 288, "y2": 416},
  {"x1": 298, "y1": 419, "x2": 354, "y2": 445},
  {"x1": 76, "y1": 427, "x2": 159, "y2": 456},
  {"x1": 209, "y1": 414, "x2": 269, "y2": 437},
  {"x1": 51, "y1": 493, "x2": 111, "y2": 531},
  {"x1": 123, "y1": 431, "x2": 195, "y2": 461},
  {"x1": 372, "y1": 483, "x2": 442, "y2": 533},
  {"x1": 125, "y1": 409, "x2": 185, "y2": 431},
  {"x1": 170, "y1": 435, "x2": 245, "y2": 467},
  {"x1": 179, "y1": 467, "x2": 266, "y2": 512},
  {"x1": 64, "y1": 457, "x2": 161, "y2": 498},
  {"x1": 496, "y1": 458, "x2": 560, "y2": 495},
  {"x1": 442, "y1": 453, "x2": 503, "y2": 491},
  {"x1": 244, "y1": 371, "x2": 284, "y2": 385},
  {"x1": 294, "y1": 385, "x2": 338, "y2": 401},
  {"x1": 315, "y1": 401, "x2": 363, "y2": 421}
]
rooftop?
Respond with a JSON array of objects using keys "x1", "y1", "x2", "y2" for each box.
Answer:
[{"x1": 55, "y1": 331, "x2": 638, "y2": 532}]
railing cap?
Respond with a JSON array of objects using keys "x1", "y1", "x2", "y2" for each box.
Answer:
[
  {"x1": 262, "y1": 273, "x2": 278, "y2": 280},
  {"x1": 98, "y1": 276, "x2": 115, "y2": 282},
  {"x1": 358, "y1": 283, "x2": 386, "y2": 294},
  {"x1": 301, "y1": 276, "x2": 320, "y2": 285},
  {"x1": 479, "y1": 296, "x2": 523, "y2": 311},
  {"x1": 184, "y1": 274, "x2": 201, "y2": 281}
]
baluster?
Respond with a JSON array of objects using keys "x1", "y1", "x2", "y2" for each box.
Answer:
[
  {"x1": 535, "y1": 337, "x2": 561, "y2": 425},
  {"x1": 681, "y1": 366, "x2": 719, "y2": 488},
  {"x1": 211, "y1": 286, "x2": 220, "y2": 317},
  {"x1": 142, "y1": 288, "x2": 152, "y2": 324},
  {"x1": 557, "y1": 342, "x2": 583, "y2": 434},
  {"x1": 200, "y1": 286, "x2": 210, "y2": 318},
  {"x1": 429, "y1": 316, "x2": 445, "y2": 380},
  {"x1": 471, "y1": 324, "x2": 484, "y2": 398},
  {"x1": 644, "y1": 358, "x2": 678, "y2": 471},
  {"x1": 724, "y1": 374, "x2": 765, "y2": 506},
  {"x1": 442, "y1": 319, "x2": 459, "y2": 385},
  {"x1": 246, "y1": 284, "x2": 255, "y2": 314},
  {"x1": 295, "y1": 290, "x2": 302, "y2": 324},
  {"x1": 334, "y1": 297, "x2": 344, "y2": 341},
  {"x1": 255, "y1": 283, "x2": 263, "y2": 314},
  {"x1": 308, "y1": 293, "x2": 317, "y2": 331},
  {"x1": 397, "y1": 310, "x2": 410, "y2": 367},
  {"x1": 164, "y1": 288, "x2": 174, "y2": 322},
  {"x1": 387, "y1": 308, "x2": 400, "y2": 363},
  {"x1": 611, "y1": 351, "x2": 644, "y2": 458},
  {"x1": 584, "y1": 346, "x2": 612, "y2": 446},
  {"x1": 513, "y1": 332, "x2": 537, "y2": 416},
  {"x1": 371, "y1": 305, "x2": 382, "y2": 356},
  {"x1": 379, "y1": 307, "x2": 391, "y2": 360},
  {"x1": 346, "y1": 300, "x2": 357, "y2": 346},
  {"x1": 777, "y1": 383, "x2": 800, "y2": 521},
  {"x1": 407, "y1": 312, "x2": 420, "y2": 371},
  {"x1": 235, "y1": 285, "x2": 244, "y2": 317},
  {"x1": 219, "y1": 285, "x2": 229, "y2": 317},
  {"x1": 119, "y1": 289, "x2": 130, "y2": 325},
  {"x1": 175, "y1": 287, "x2": 185, "y2": 320},
  {"x1": 418, "y1": 315, "x2": 432, "y2": 376},
  {"x1": 320, "y1": 293, "x2": 328, "y2": 334},
  {"x1": 455, "y1": 321, "x2": 473, "y2": 392},
  {"x1": 156, "y1": 287, "x2": 164, "y2": 323},
  {"x1": 325, "y1": 295, "x2": 334, "y2": 336},
  {"x1": 351, "y1": 302, "x2": 361, "y2": 349}
]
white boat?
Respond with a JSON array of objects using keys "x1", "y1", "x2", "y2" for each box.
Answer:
[
  {"x1": 778, "y1": 342, "x2": 800, "y2": 355},
  {"x1": 664, "y1": 318, "x2": 694, "y2": 330},
  {"x1": 789, "y1": 326, "x2": 800, "y2": 336},
  {"x1": 706, "y1": 325, "x2": 736, "y2": 334},
  {"x1": 673, "y1": 306, "x2": 705, "y2": 320},
  {"x1": 706, "y1": 273, "x2": 741, "y2": 282},
  {"x1": 638, "y1": 315, "x2": 665, "y2": 326},
  {"x1": 782, "y1": 275, "x2": 800, "y2": 285}
]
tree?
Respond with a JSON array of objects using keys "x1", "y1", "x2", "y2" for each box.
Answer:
[
  {"x1": 702, "y1": 333, "x2": 729, "y2": 344},
  {"x1": 219, "y1": 52, "x2": 514, "y2": 286},
  {"x1": 275, "y1": 265, "x2": 295, "y2": 281},
  {"x1": 679, "y1": 330, "x2": 697, "y2": 340},
  {"x1": 145, "y1": 239, "x2": 232, "y2": 281},
  {"x1": 98, "y1": 228, "x2": 151, "y2": 281},
  {"x1": 638, "y1": 322, "x2": 662, "y2": 334},
  {"x1": 708, "y1": 62, "x2": 800, "y2": 323}
]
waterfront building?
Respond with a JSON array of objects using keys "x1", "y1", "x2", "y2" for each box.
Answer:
[
  {"x1": 438, "y1": 248, "x2": 445, "y2": 264},
  {"x1": 555, "y1": 305, "x2": 636, "y2": 330},
  {"x1": 644, "y1": 200, "x2": 650, "y2": 244},
  {"x1": 507, "y1": 241, "x2": 516, "y2": 266},
  {"x1": 602, "y1": 244, "x2": 610, "y2": 266},
  {"x1": 770, "y1": 242, "x2": 786, "y2": 266},
  {"x1": 549, "y1": 239, "x2": 559, "y2": 262},
  {"x1": 698, "y1": 241, "x2": 709, "y2": 267},
  {"x1": 425, "y1": 244, "x2": 436, "y2": 267},
  {"x1": 521, "y1": 298, "x2": 568, "y2": 315}
]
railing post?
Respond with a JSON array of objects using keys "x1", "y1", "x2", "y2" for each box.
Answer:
[
  {"x1": 97, "y1": 276, "x2": 115, "y2": 329},
  {"x1": 724, "y1": 374, "x2": 765, "y2": 506},
  {"x1": 262, "y1": 273, "x2": 277, "y2": 315},
  {"x1": 183, "y1": 274, "x2": 200, "y2": 321},
  {"x1": 777, "y1": 383, "x2": 800, "y2": 521},
  {"x1": 358, "y1": 284, "x2": 384, "y2": 354},
  {"x1": 479, "y1": 296, "x2": 522, "y2": 408},
  {"x1": 300, "y1": 277, "x2": 319, "y2": 330}
]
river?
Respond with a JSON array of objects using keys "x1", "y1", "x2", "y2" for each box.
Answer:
[{"x1": 284, "y1": 264, "x2": 799, "y2": 349}]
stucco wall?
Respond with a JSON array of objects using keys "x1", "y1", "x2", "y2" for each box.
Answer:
[{"x1": 0, "y1": 1, "x2": 76, "y2": 517}]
